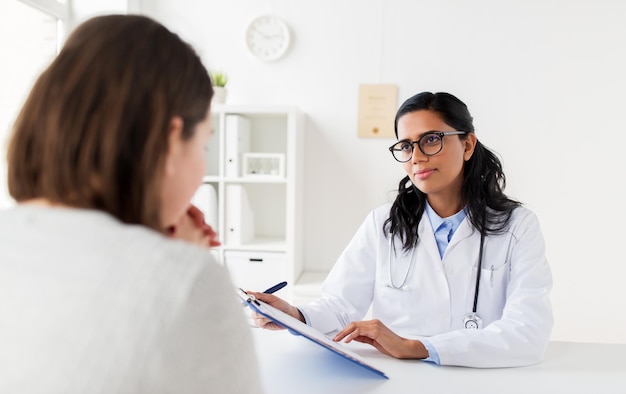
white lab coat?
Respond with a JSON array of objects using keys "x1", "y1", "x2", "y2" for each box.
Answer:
[{"x1": 300, "y1": 204, "x2": 553, "y2": 368}]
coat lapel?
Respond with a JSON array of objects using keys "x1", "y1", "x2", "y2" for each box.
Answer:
[
  {"x1": 418, "y1": 211, "x2": 442, "y2": 262},
  {"x1": 448, "y1": 216, "x2": 475, "y2": 249}
]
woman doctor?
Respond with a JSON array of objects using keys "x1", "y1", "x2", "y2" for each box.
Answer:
[{"x1": 251, "y1": 91, "x2": 553, "y2": 368}]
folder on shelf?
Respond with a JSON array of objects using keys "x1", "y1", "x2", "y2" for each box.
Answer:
[
  {"x1": 225, "y1": 184, "x2": 254, "y2": 245},
  {"x1": 238, "y1": 289, "x2": 388, "y2": 379},
  {"x1": 224, "y1": 114, "x2": 251, "y2": 177}
]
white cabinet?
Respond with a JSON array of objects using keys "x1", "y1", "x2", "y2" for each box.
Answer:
[{"x1": 193, "y1": 105, "x2": 304, "y2": 301}]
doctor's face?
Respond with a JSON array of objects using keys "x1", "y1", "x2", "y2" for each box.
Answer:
[{"x1": 396, "y1": 110, "x2": 475, "y2": 203}]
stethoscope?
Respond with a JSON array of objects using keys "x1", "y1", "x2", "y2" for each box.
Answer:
[{"x1": 387, "y1": 228, "x2": 486, "y2": 330}]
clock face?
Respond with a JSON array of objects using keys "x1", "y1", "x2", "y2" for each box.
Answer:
[{"x1": 246, "y1": 15, "x2": 290, "y2": 61}]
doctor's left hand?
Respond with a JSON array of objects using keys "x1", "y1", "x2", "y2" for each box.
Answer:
[{"x1": 333, "y1": 319, "x2": 429, "y2": 359}]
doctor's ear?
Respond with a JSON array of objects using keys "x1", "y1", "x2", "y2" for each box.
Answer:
[{"x1": 463, "y1": 133, "x2": 477, "y2": 162}]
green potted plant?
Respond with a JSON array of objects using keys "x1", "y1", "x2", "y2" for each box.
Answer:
[{"x1": 210, "y1": 71, "x2": 228, "y2": 104}]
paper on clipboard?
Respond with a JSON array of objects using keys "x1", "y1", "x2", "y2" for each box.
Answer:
[{"x1": 239, "y1": 289, "x2": 388, "y2": 379}]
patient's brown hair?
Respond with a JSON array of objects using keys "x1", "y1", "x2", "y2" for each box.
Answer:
[{"x1": 7, "y1": 14, "x2": 213, "y2": 230}]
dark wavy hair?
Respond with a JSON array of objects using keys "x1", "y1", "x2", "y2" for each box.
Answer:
[{"x1": 384, "y1": 92, "x2": 520, "y2": 251}]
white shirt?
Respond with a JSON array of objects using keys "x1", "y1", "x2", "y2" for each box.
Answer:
[
  {"x1": 0, "y1": 205, "x2": 262, "y2": 393},
  {"x1": 299, "y1": 203, "x2": 553, "y2": 368}
]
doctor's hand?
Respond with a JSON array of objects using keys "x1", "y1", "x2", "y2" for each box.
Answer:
[
  {"x1": 166, "y1": 205, "x2": 221, "y2": 248},
  {"x1": 333, "y1": 319, "x2": 429, "y2": 359},
  {"x1": 247, "y1": 292, "x2": 305, "y2": 330}
]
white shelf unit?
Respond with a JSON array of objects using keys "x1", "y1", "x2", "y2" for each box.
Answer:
[{"x1": 195, "y1": 105, "x2": 304, "y2": 301}]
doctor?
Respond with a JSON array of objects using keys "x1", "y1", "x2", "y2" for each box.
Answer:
[{"x1": 251, "y1": 91, "x2": 553, "y2": 368}]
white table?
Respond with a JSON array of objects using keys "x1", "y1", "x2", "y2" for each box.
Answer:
[{"x1": 251, "y1": 327, "x2": 626, "y2": 394}]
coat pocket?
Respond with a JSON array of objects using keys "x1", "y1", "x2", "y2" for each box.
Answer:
[{"x1": 476, "y1": 261, "x2": 510, "y2": 322}]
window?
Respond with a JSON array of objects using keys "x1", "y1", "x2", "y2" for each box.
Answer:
[{"x1": 0, "y1": 0, "x2": 68, "y2": 207}]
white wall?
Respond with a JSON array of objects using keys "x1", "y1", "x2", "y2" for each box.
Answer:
[
  {"x1": 6, "y1": 0, "x2": 624, "y2": 344},
  {"x1": 141, "y1": 0, "x2": 626, "y2": 344},
  {"x1": 70, "y1": 0, "x2": 130, "y2": 27}
]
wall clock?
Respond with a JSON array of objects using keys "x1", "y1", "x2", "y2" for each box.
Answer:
[{"x1": 245, "y1": 15, "x2": 291, "y2": 61}]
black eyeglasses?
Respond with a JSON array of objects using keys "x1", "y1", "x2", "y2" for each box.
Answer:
[{"x1": 388, "y1": 131, "x2": 468, "y2": 162}]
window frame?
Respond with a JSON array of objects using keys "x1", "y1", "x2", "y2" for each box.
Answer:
[
  {"x1": 19, "y1": 0, "x2": 69, "y2": 20},
  {"x1": 18, "y1": 0, "x2": 71, "y2": 49}
]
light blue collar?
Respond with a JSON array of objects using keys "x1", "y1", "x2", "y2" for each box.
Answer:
[{"x1": 425, "y1": 201, "x2": 467, "y2": 235}]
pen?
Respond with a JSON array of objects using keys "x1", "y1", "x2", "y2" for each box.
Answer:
[
  {"x1": 263, "y1": 281, "x2": 287, "y2": 294},
  {"x1": 240, "y1": 282, "x2": 287, "y2": 308}
]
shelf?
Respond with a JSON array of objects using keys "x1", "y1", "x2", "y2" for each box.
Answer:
[
  {"x1": 202, "y1": 176, "x2": 288, "y2": 184},
  {"x1": 212, "y1": 104, "x2": 300, "y2": 116},
  {"x1": 224, "y1": 177, "x2": 287, "y2": 184},
  {"x1": 221, "y1": 237, "x2": 287, "y2": 253},
  {"x1": 193, "y1": 104, "x2": 303, "y2": 294}
]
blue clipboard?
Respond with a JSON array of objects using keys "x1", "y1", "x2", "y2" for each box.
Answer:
[{"x1": 239, "y1": 289, "x2": 388, "y2": 379}]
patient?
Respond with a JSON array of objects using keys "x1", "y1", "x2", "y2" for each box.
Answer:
[{"x1": 0, "y1": 14, "x2": 261, "y2": 393}]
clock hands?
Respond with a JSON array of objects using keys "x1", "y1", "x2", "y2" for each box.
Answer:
[{"x1": 259, "y1": 32, "x2": 283, "y2": 39}]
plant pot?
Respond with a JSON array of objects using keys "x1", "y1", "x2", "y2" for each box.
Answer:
[{"x1": 213, "y1": 86, "x2": 227, "y2": 104}]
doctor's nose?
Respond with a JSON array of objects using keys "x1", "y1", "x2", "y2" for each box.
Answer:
[{"x1": 410, "y1": 146, "x2": 429, "y2": 163}]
